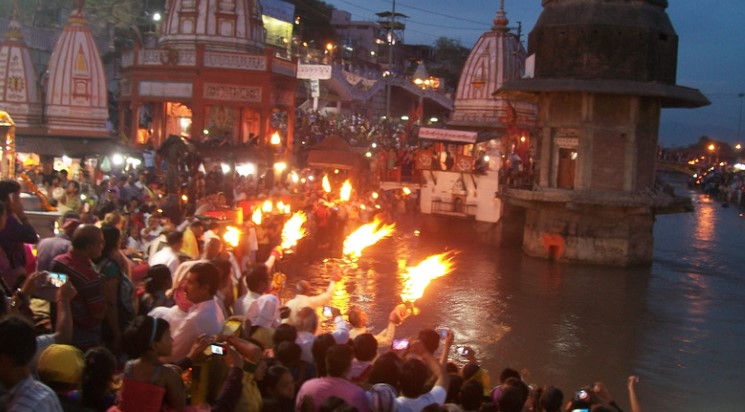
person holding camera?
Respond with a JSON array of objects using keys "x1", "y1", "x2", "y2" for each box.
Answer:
[
  {"x1": 395, "y1": 339, "x2": 450, "y2": 412},
  {"x1": 50, "y1": 225, "x2": 107, "y2": 351}
]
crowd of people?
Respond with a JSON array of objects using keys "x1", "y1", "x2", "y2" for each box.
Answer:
[{"x1": 0, "y1": 132, "x2": 640, "y2": 412}]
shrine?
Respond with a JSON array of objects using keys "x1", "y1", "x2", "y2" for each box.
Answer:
[{"x1": 117, "y1": 0, "x2": 297, "y2": 152}]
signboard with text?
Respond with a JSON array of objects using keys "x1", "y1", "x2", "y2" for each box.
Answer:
[
  {"x1": 296, "y1": 64, "x2": 332, "y2": 80},
  {"x1": 418, "y1": 127, "x2": 478, "y2": 144}
]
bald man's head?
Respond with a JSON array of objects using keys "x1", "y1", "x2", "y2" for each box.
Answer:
[{"x1": 71, "y1": 224, "x2": 104, "y2": 259}]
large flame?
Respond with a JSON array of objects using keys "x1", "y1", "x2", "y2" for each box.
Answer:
[
  {"x1": 223, "y1": 226, "x2": 241, "y2": 248},
  {"x1": 322, "y1": 175, "x2": 331, "y2": 193},
  {"x1": 343, "y1": 218, "x2": 395, "y2": 259},
  {"x1": 281, "y1": 211, "x2": 308, "y2": 250},
  {"x1": 340, "y1": 180, "x2": 352, "y2": 202},
  {"x1": 251, "y1": 208, "x2": 262, "y2": 225},
  {"x1": 400, "y1": 253, "x2": 455, "y2": 303},
  {"x1": 261, "y1": 199, "x2": 273, "y2": 213}
]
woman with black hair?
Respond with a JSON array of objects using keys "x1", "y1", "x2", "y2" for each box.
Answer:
[
  {"x1": 0, "y1": 180, "x2": 39, "y2": 289},
  {"x1": 94, "y1": 225, "x2": 135, "y2": 353},
  {"x1": 118, "y1": 315, "x2": 186, "y2": 412},
  {"x1": 79, "y1": 347, "x2": 118, "y2": 411}
]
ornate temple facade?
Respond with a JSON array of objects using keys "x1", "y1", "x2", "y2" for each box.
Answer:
[{"x1": 118, "y1": 0, "x2": 297, "y2": 151}]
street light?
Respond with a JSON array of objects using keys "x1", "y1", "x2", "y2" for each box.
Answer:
[{"x1": 708, "y1": 143, "x2": 719, "y2": 165}]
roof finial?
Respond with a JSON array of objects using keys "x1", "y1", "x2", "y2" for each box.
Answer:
[
  {"x1": 73, "y1": 0, "x2": 85, "y2": 13},
  {"x1": 492, "y1": 0, "x2": 509, "y2": 32},
  {"x1": 11, "y1": 0, "x2": 20, "y2": 19},
  {"x1": 5, "y1": 0, "x2": 24, "y2": 40}
]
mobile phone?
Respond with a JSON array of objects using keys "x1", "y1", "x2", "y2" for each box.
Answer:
[
  {"x1": 322, "y1": 306, "x2": 333, "y2": 318},
  {"x1": 210, "y1": 343, "x2": 226, "y2": 356},
  {"x1": 575, "y1": 389, "x2": 590, "y2": 401},
  {"x1": 571, "y1": 409, "x2": 589, "y2": 412},
  {"x1": 435, "y1": 327, "x2": 448, "y2": 339},
  {"x1": 47, "y1": 272, "x2": 68, "y2": 287},
  {"x1": 391, "y1": 338, "x2": 410, "y2": 351},
  {"x1": 456, "y1": 346, "x2": 471, "y2": 356}
]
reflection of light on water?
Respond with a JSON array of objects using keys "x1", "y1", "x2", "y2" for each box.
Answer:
[{"x1": 694, "y1": 202, "x2": 716, "y2": 242}]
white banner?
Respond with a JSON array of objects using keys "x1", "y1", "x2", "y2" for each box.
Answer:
[
  {"x1": 418, "y1": 128, "x2": 478, "y2": 144},
  {"x1": 297, "y1": 64, "x2": 332, "y2": 80},
  {"x1": 310, "y1": 79, "x2": 320, "y2": 98}
]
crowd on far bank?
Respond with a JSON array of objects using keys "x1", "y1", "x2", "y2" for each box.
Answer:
[{"x1": 693, "y1": 166, "x2": 745, "y2": 206}]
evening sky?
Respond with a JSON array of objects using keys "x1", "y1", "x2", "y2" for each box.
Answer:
[{"x1": 322, "y1": 0, "x2": 745, "y2": 147}]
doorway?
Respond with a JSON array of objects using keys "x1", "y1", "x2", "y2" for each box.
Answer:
[{"x1": 557, "y1": 148, "x2": 576, "y2": 189}]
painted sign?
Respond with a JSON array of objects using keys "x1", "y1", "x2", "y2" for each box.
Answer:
[
  {"x1": 418, "y1": 128, "x2": 478, "y2": 144},
  {"x1": 297, "y1": 64, "x2": 332, "y2": 80}
]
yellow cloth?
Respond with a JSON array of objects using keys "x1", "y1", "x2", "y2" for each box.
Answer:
[
  {"x1": 181, "y1": 227, "x2": 200, "y2": 259},
  {"x1": 235, "y1": 370, "x2": 262, "y2": 412}
]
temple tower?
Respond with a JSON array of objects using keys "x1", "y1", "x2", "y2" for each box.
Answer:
[
  {"x1": 0, "y1": 2, "x2": 42, "y2": 130},
  {"x1": 500, "y1": 0, "x2": 708, "y2": 266},
  {"x1": 449, "y1": 1, "x2": 535, "y2": 132},
  {"x1": 44, "y1": 3, "x2": 109, "y2": 137},
  {"x1": 160, "y1": 0, "x2": 265, "y2": 51}
]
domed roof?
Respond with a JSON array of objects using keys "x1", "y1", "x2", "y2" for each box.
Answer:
[
  {"x1": 159, "y1": 0, "x2": 265, "y2": 51},
  {"x1": 449, "y1": 5, "x2": 536, "y2": 130},
  {"x1": 0, "y1": 4, "x2": 42, "y2": 128},
  {"x1": 45, "y1": 7, "x2": 109, "y2": 137}
]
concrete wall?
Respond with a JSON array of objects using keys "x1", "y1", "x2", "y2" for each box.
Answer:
[{"x1": 522, "y1": 205, "x2": 654, "y2": 266}]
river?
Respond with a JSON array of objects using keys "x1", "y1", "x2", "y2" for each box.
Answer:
[{"x1": 282, "y1": 186, "x2": 745, "y2": 411}]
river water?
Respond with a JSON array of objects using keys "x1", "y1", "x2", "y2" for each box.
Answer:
[{"x1": 282, "y1": 186, "x2": 745, "y2": 411}]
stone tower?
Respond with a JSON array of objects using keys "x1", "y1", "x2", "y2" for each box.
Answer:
[
  {"x1": 0, "y1": 2, "x2": 42, "y2": 130},
  {"x1": 449, "y1": 1, "x2": 535, "y2": 131},
  {"x1": 45, "y1": 5, "x2": 109, "y2": 137},
  {"x1": 499, "y1": 0, "x2": 709, "y2": 266}
]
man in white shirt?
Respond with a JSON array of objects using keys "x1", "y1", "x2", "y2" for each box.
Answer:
[
  {"x1": 233, "y1": 247, "x2": 280, "y2": 317},
  {"x1": 284, "y1": 265, "x2": 341, "y2": 325},
  {"x1": 148, "y1": 231, "x2": 184, "y2": 276},
  {"x1": 166, "y1": 262, "x2": 225, "y2": 361},
  {"x1": 395, "y1": 340, "x2": 450, "y2": 412},
  {"x1": 295, "y1": 306, "x2": 349, "y2": 363}
]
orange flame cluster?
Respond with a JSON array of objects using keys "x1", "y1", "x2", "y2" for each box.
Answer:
[
  {"x1": 340, "y1": 179, "x2": 352, "y2": 202},
  {"x1": 251, "y1": 208, "x2": 262, "y2": 225},
  {"x1": 343, "y1": 218, "x2": 395, "y2": 259},
  {"x1": 322, "y1": 175, "x2": 331, "y2": 193},
  {"x1": 281, "y1": 211, "x2": 308, "y2": 250},
  {"x1": 223, "y1": 226, "x2": 241, "y2": 248},
  {"x1": 400, "y1": 253, "x2": 455, "y2": 303}
]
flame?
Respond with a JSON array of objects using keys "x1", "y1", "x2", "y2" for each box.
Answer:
[
  {"x1": 372, "y1": 192, "x2": 379, "y2": 200},
  {"x1": 343, "y1": 218, "x2": 395, "y2": 259},
  {"x1": 262, "y1": 200, "x2": 273, "y2": 213},
  {"x1": 281, "y1": 211, "x2": 308, "y2": 250},
  {"x1": 340, "y1": 180, "x2": 352, "y2": 202},
  {"x1": 402, "y1": 187, "x2": 411, "y2": 195},
  {"x1": 277, "y1": 200, "x2": 286, "y2": 213},
  {"x1": 181, "y1": 194, "x2": 188, "y2": 203},
  {"x1": 400, "y1": 253, "x2": 455, "y2": 303},
  {"x1": 223, "y1": 226, "x2": 241, "y2": 248},
  {"x1": 251, "y1": 208, "x2": 262, "y2": 225},
  {"x1": 322, "y1": 175, "x2": 331, "y2": 193}
]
